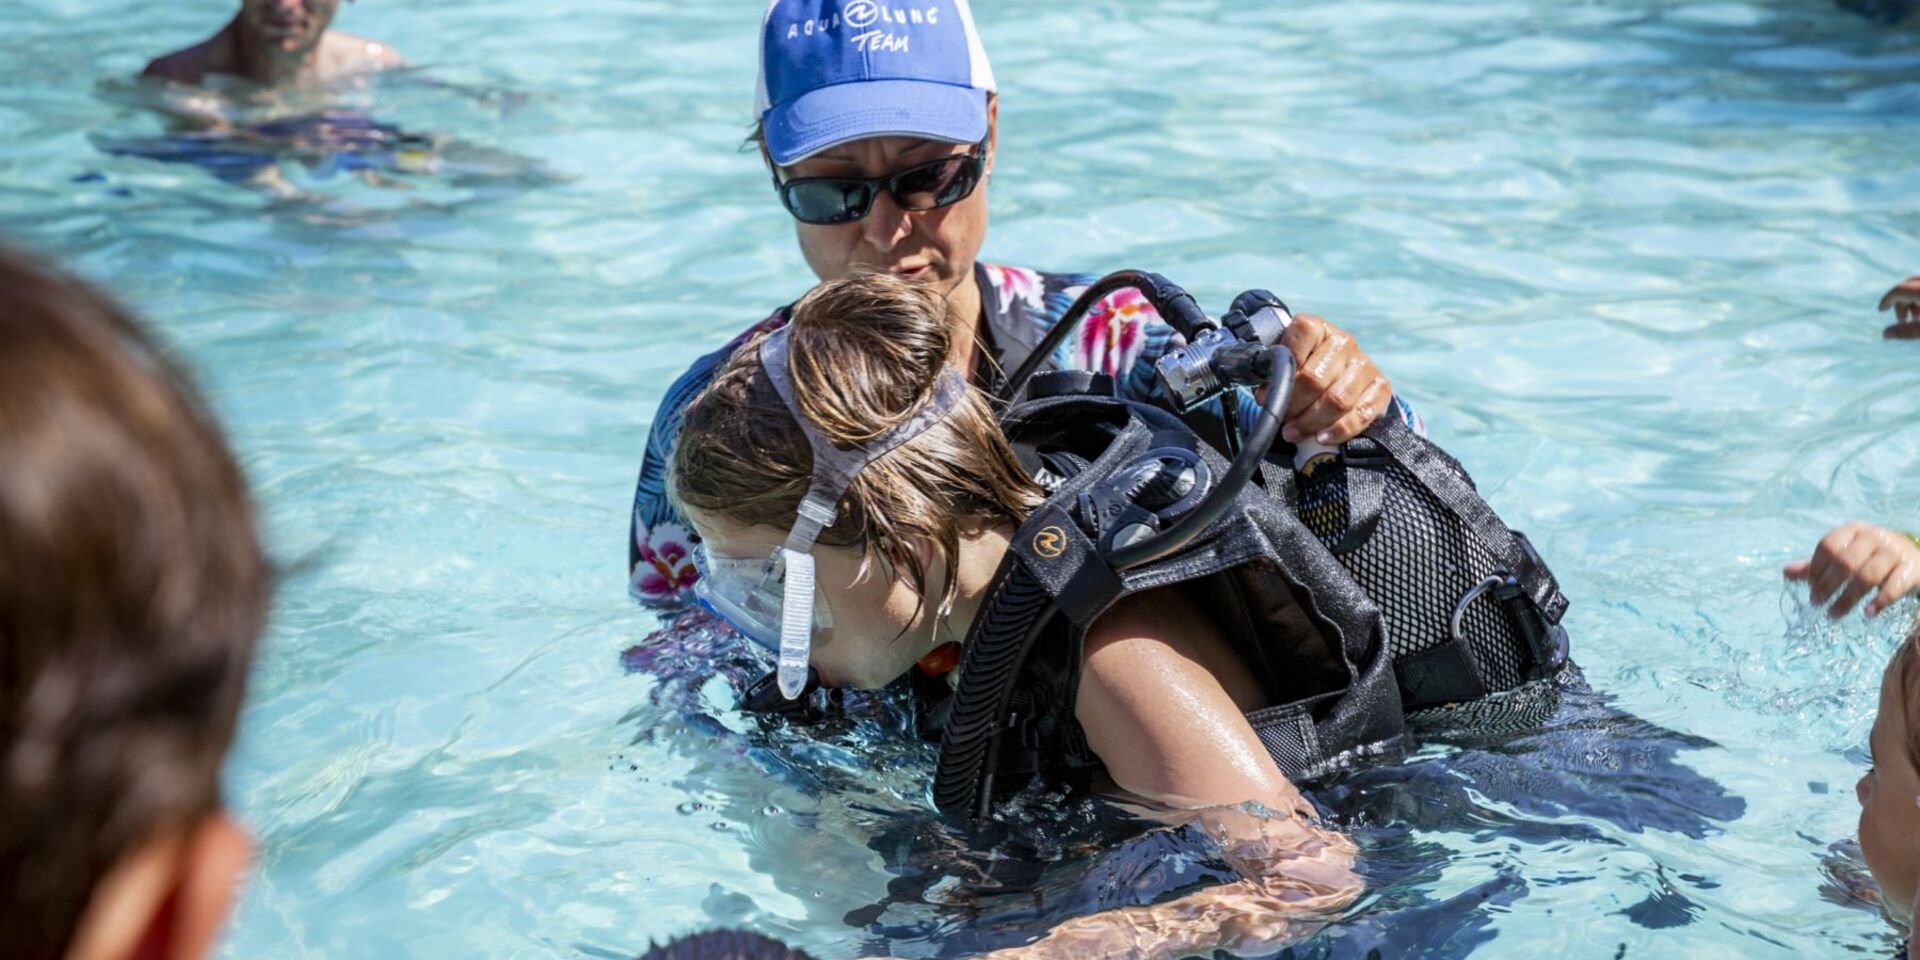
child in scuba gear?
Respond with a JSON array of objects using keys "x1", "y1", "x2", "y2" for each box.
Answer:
[
  {"x1": 1786, "y1": 522, "x2": 1920, "y2": 620},
  {"x1": 670, "y1": 272, "x2": 1362, "y2": 959},
  {"x1": 1854, "y1": 620, "x2": 1920, "y2": 957}
]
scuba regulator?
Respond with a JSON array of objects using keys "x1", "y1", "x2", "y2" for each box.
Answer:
[
  {"x1": 1151, "y1": 289, "x2": 1295, "y2": 417},
  {"x1": 998, "y1": 271, "x2": 1297, "y2": 569}
]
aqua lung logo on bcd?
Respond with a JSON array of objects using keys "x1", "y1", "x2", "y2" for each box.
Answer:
[{"x1": 1032, "y1": 526, "x2": 1068, "y2": 559}]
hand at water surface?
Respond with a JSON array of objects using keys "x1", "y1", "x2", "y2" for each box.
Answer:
[
  {"x1": 1266, "y1": 313, "x2": 1394, "y2": 446},
  {"x1": 1784, "y1": 521, "x2": 1920, "y2": 619},
  {"x1": 1881, "y1": 276, "x2": 1920, "y2": 340}
]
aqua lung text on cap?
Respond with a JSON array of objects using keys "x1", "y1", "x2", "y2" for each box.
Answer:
[{"x1": 755, "y1": 0, "x2": 997, "y2": 166}]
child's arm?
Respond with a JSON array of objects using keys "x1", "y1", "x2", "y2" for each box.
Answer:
[
  {"x1": 979, "y1": 590, "x2": 1361, "y2": 959},
  {"x1": 1880, "y1": 276, "x2": 1920, "y2": 340},
  {"x1": 977, "y1": 808, "x2": 1357, "y2": 959},
  {"x1": 1784, "y1": 522, "x2": 1920, "y2": 618}
]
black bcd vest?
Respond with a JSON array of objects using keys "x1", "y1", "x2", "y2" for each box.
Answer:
[
  {"x1": 927, "y1": 372, "x2": 1573, "y2": 822},
  {"x1": 929, "y1": 373, "x2": 1409, "y2": 822}
]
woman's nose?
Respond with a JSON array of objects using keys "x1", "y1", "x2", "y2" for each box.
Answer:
[{"x1": 860, "y1": 191, "x2": 913, "y2": 253}]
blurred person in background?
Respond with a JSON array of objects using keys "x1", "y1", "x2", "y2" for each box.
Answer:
[{"x1": 144, "y1": 0, "x2": 401, "y2": 90}]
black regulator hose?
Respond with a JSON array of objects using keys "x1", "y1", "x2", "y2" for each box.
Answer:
[
  {"x1": 996, "y1": 270, "x2": 1211, "y2": 404},
  {"x1": 1108, "y1": 346, "x2": 1293, "y2": 569}
]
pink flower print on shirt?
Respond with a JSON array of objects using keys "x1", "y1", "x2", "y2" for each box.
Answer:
[
  {"x1": 1074, "y1": 287, "x2": 1151, "y2": 377},
  {"x1": 630, "y1": 521, "x2": 699, "y2": 603},
  {"x1": 984, "y1": 262, "x2": 1046, "y2": 314}
]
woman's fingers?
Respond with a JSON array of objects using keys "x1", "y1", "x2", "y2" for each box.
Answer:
[
  {"x1": 1316, "y1": 376, "x2": 1392, "y2": 446},
  {"x1": 1278, "y1": 314, "x2": 1391, "y2": 445},
  {"x1": 1279, "y1": 314, "x2": 1333, "y2": 423},
  {"x1": 1289, "y1": 358, "x2": 1376, "y2": 444}
]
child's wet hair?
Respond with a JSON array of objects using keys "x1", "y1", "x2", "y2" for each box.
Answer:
[{"x1": 670, "y1": 271, "x2": 1043, "y2": 621}]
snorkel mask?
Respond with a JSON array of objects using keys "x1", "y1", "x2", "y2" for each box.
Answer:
[{"x1": 691, "y1": 324, "x2": 968, "y2": 700}]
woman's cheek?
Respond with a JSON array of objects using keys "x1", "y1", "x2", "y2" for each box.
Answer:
[{"x1": 796, "y1": 222, "x2": 860, "y2": 282}]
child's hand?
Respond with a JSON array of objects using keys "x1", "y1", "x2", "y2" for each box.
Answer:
[
  {"x1": 1784, "y1": 522, "x2": 1920, "y2": 618},
  {"x1": 1880, "y1": 276, "x2": 1920, "y2": 340}
]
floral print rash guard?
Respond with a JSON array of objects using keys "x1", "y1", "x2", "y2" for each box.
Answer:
[{"x1": 628, "y1": 261, "x2": 1423, "y2": 609}]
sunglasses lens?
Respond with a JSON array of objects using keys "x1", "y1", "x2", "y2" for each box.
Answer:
[
  {"x1": 891, "y1": 156, "x2": 978, "y2": 211},
  {"x1": 783, "y1": 179, "x2": 872, "y2": 225}
]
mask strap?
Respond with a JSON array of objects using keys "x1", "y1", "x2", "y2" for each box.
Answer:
[{"x1": 758, "y1": 324, "x2": 968, "y2": 698}]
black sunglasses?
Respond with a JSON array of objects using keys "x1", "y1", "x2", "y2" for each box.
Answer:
[{"x1": 774, "y1": 141, "x2": 988, "y2": 226}]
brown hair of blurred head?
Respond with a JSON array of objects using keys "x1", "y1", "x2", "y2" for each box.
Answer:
[
  {"x1": 637, "y1": 929, "x2": 819, "y2": 960},
  {"x1": 641, "y1": 929, "x2": 821, "y2": 960},
  {"x1": 1896, "y1": 616, "x2": 1920, "y2": 776},
  {"x1": 0, "y1": 245, "x2": 269, "y2": 960}
]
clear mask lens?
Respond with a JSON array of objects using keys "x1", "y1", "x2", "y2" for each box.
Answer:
[{"x1": 691, "y1": 546, "x2": 832, "y2": 659}]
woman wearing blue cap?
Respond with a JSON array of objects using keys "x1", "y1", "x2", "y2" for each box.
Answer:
[{"x1": 628, "y1": 0, "x2": 1421, "y2": 609}]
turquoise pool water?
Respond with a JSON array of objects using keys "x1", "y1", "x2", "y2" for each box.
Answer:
[{"x1": 3, "y1": 0, "x2": 1918, "y2": 956}]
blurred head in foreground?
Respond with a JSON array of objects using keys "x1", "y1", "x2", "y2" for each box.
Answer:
[
  {"x1": 0, "y1": 245, "x2": 270, "y2": 960},
  {"x1": 1857, "y1": 617, "x2": 1920, "y2": 949},
  {"x1": 637, "y1": 929, "x2": 819, "y2": 960}
]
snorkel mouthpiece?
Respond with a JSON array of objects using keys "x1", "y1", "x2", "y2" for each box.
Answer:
[{"x1": 775, "y1": 547, "x2": 816, "y2": 698}]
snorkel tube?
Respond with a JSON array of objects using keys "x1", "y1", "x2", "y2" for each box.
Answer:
[{"x1": 935, "y1": 272, "x2": 1298, "y2": 820}]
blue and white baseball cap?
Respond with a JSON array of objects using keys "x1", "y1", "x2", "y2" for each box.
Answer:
[{"x1": 755, "y1": 0, "x2": 996, "y2": 166}]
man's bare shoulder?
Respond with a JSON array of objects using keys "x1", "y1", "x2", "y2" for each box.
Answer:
[
  {"x1": 322, "y1": 31, "x2": 406, "y2": 75},
  {"x1": 142, "y1": 36, "x2": 224, "y2": 86}
]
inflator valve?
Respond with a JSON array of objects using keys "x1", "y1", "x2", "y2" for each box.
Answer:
[{"x1": 1153, "y1": 290, "x2": 1293, "y2": 413}]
